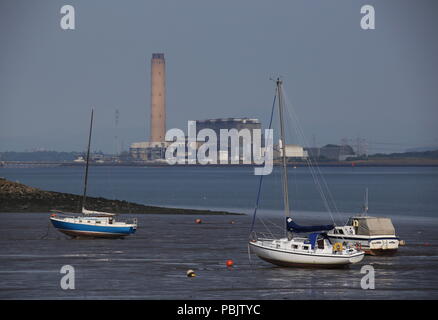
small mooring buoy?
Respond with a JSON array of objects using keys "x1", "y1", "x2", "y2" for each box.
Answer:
[
  {"x1": 186, "y1": 269, "x2": 196, "y2": 277},
  {"x1": 195, "y1": 218, "x2": 202, "y2": 224},
  {"x1": 226, "y1": 259, "x2": 234, "y2": 267}
]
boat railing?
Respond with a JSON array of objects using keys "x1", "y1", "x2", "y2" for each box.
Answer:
[
  {"x1": 50, "y1": 210, "x2": 78, "y2": 217},
  {"x1": 119, "y1": 217, "x2": 138, "y2": 226},
  {"x1": 250, "y1": 231, "x2": 276, "y2": 242}
]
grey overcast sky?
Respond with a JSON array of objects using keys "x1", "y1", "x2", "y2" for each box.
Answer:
[{"x1": 0, "y1": 0, "x2": 437, "y2": 153}]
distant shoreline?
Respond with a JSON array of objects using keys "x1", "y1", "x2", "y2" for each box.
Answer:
[
  {"x1": 0, "y1": 178, "x2": 242, "y2": 215},
  {"x1": 2, "y1": 158, "x2": 438, "y2": 168}
]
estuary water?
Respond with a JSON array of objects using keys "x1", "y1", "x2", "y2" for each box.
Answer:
[{"x1": 0, "y1": 166, "x2": 438, "y2": 299}]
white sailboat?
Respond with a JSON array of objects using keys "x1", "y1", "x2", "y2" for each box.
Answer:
[
  {"x1": 49, "y1": 109, "x2": 137, "y2": 239},
  {"x1": 249, "y1": 78, "x2": 364, "y2": 267}
]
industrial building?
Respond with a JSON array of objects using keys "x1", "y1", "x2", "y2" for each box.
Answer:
[
  {"x1": 130, "y1": 53, "x2": 167, "y2": 161},
  {"x1": 195, "y1": 118, "x2": 262, "y2": 163},
  {"x1": 276, "y1": 144, "x2": 308, "y2": 160},
  {"x1": 150, "y1": 53, "x2": 166, "y2": 143},
  {"x1": 129, "y1": 141, "x2": 169, "y2": 161},
  {"x1": 196, "y1": 118, "x2": 261, "y2": 135},
  {"x1": 129, "y1": 53, "x2": 265, "y2": 164},
  {"x1": 305, "y1": 144, "x2": 356, "y2": 161}
]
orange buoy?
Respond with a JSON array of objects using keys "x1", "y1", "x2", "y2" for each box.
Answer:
[
  {"x1": 195, "y1": 219, "x2": 202, "y2": 224},
  {"x1": 226, "y1": 259, "x2": 234, "y2": 267}
]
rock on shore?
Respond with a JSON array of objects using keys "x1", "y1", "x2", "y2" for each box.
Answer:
[{"x1": 0, "y1": 178, "x2": 240, "y2": 215}]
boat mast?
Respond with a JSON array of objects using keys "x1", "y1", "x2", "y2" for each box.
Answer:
[
  {"x1": 82, "y1": 109, "x2": 94, "y2": 212},
  {"x1": 363, "y1": 187, "x2": 369, "y2": 215},
  {"x1": 276, "y1": 78, "x2": 290, "y2": 219}
]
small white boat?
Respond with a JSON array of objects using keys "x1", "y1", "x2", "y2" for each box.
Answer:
[
  {"x1": 249, "y1": 78, "x2": 364, "y2": 268},
  {"x1": 49, "y1": 110, "x2": 137, "y2": 239},
  {"x1": 327, "y1": 190, "x2": 399, "y2": 255}
]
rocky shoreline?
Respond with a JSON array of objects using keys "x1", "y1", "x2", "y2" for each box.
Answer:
[{"x1": 0, "y1": 178, "x2": 241, "y2": 215}]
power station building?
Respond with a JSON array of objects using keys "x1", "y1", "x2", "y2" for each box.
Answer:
[
  {"x1": 305, "y1": 144, "x2": 356, "y2": 161},
  {"x1": 130, "y1": 53, "x2": 169, "y2": 161},
  {"x1": 129, "y1": 53, "x2": 265, "y2": 163},
  {"x1": 150, "y1": 53, "x2": 166, "y2": 143},
  {"x1": 195, "y1": 118, "x2": 262, "y2": 162}
]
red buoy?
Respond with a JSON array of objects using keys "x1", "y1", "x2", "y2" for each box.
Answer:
[{"x1": 226, "y1": 259, "x2": 234, "y2": 267}]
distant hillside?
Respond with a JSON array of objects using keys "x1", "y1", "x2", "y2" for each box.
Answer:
[
  {"x1": 0, "y1": 178, "x2": 240, "y2": 215},
  {"x1": 405, "y1": 146, "x2": 438, "y2": 153},
  {"x1": 369, "y1": 150, "x2": 438, "y2": 159}
]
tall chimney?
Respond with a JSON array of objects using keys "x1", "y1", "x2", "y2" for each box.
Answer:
[{"x1": 150, "y1": 53, "x2": 166, "y2": 142}]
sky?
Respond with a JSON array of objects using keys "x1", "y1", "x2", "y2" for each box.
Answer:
[{"x1": 0, "y1": 0, "x2": 437, "y2": 154}]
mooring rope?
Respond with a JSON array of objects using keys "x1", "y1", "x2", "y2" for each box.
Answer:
[{"x1": 40, "y1": 221, "x2": 52, "y2": 239}]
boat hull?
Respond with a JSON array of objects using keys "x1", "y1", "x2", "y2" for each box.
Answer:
[
  {"x1": 365, "y1": 248, "x2": 398, "y2": 256},
  {"x1": 50, "y1": 218, "x2": 136, "y2": 239},
  {"x1": 327, "y1": 235, "x2": 399, "y2": 256},
  {"x1": 249, "y1": 241, "x2": 364, "y2": 268}
]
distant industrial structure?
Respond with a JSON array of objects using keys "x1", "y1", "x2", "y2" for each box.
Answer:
[
  {"x1": 305, "y1": 144, "x2": 356, "y2": 161},
  {"x1": 129, "y1": 52, "x2": 272, "y2": 163},
  {"x1": 195, "y1": 118, "x2": 262, "y2": 162},
  {"x1": 128, "y1": 53, "x2": 310, "y2": 164},
  {"x1": 276, "y1": 144, "x2": 308, "y2": 160},
  {"x1": 150, "y1": 53, "x2": 166, "y2": 143},
  {"x1": 130, "y1": 53, "x2": 169, "y2": 161}
]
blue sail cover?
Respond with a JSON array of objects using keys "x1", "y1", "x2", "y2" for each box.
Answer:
[
  {"x1": 308, "y1": 233, "x2": 320, "y2": 249},
  {"x1": 286, "y1": 218, "x2": 334, "y2": 233}
]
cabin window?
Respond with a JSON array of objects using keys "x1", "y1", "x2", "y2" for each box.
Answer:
[
  {"x1": 96, "y1": 221, "x2": 101, "y2": 224},
  {"x1": 303, "y1": 246, "x2": 309, "y2": 250},
  {"x1": 317, "y1": 239, "x2": 324, "y2": 249},
  {"x1": 292, "y1": 245, "x2": 298, "y2": 249},
  {"x1": 338, "y1": 229, "x2": 344, "y2": 235}
]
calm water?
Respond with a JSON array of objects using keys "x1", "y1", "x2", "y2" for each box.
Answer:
[
  {"x1": 1, "y1": 166, "x2": 438, "y2": 218},
  {"x1": 0, "y1": 166, "x2": 438, "y2": 299}
]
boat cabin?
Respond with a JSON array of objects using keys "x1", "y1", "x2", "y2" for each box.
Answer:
[
  {"x1": 272, "y1": 233, "x2": 332, "y2": 252},
  {"x1": 346, "y1": 216, "x2": 396, "y2": 236}
]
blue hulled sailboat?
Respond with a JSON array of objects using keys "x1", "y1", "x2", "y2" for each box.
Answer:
[{"x1": 49, "y1": 110, "x2": 137, "y2": 239}]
